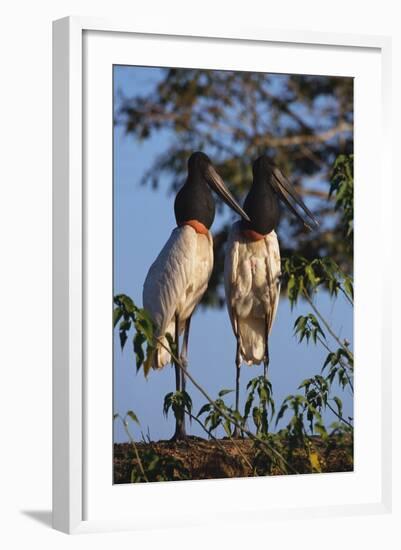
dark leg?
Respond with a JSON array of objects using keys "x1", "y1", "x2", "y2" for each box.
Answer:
[
  {"x1": 174, "y1": 315, "x2": 181, "y2": 393},
  {"x1": 233, "y1": 341, "x2": 241, "y2": 438},
  {"x1": 174, "y1": 361, "x2": 180, "y2": 394},
  {"x1": 172, "y1": 314, "x2": 186, "y2": 440},
  {"x1": 180, "y1": 316, "x2": 191, "y2": 394},
  {"x1": 263, "y1": 357, "x2": 269, "y2": 379},
  {"x1": 263, "y1": 316, "x2": 270, "y2": 379}
]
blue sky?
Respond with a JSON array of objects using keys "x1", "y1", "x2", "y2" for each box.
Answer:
[{"x1": 113, "y1": 65, "x2": 353, "y2": 443}]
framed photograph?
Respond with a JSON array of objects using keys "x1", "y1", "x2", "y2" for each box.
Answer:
[{"x1": 52, "y1": 16, "x2": 392, "y2": 534}]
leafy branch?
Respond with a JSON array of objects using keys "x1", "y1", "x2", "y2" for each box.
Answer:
[
  {"x1": 114, "y1": 294, "x2": 156, "y2": 376},
  {"x1": 330, "y1": 154, "x2": 353, "y2": 248}
]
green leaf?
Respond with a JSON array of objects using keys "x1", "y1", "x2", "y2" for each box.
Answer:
[
  {"x1": 252, "y1": 406, "x2": 261, "y2": 428},
  {"x1": 323, "y1": 352, "x2": 336, "y2": 370},
  {"x1": 143, "y1": 346, "x2": 155, "y2": 378},
  {"x1": 293, "y1": 315, "x2": 303, "y2": 327},
  {"x1": 218, "y1": 389, "x2": 234, "y2": 397},
  {"x1": 113, "y1": 307, "x2": 123, "y2": 328},
  {"x1": 119, "y1": 330, "x2": 128, "y2": 350},
  {"x1": 306, "y1": 389, "x2": 317, "y2": 401},
  {"x1": 223, "y1": 420, "x2": 232, "y2": 438},
  {"x1": 287, "y1": 274, "x2": 297, "y2": 306},
  {"x1": 197, "y1": 403, "x2": 211, "y2": 417},
  {"x1": 182, "y1": 391, "x2": 193, "y2": 413},
  {"x1": 135, "y1": 310, "x2": 155, "y2": 341},
  {"x1": 275, "y1": 403, "x2": 288, "y2": 427},
  {"x1": 119, "y1": 319, "x2": 131, "y2": 332},
  {"x1": 244, "y1": 392, "x2": 254, "y2": 419},
  {"x1": 258, "y1": 385, "x2": 268, "y2": 403},
  {"x1": 163, "y1": 393, "x2": 173, "y2": 417},
  {"x1": 344, "y1": 277, "x2": 354, "y2": 300},
  {"x1": 133, "y1": 331, "x2": 146, "y2": 370},
  {"x1": 305, "y1": 264, "x2": 317, "y2": 287},
  {"x1": 114, "y1": 294, "x2": 136, "y2": 314},
  {"x1": 333, "y1": 396, "x2": 343, "y2": 418},
  {"x1": 126, "y1": 410, "x2": 140, "y2": 425}
]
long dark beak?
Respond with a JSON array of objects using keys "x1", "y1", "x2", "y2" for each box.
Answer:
[
  {"x1": 205, "y1": 164, "x2": 250, "y2": 222},
  {"x1": 271, "y1": 167, "x2": 319, "y2": 230}
]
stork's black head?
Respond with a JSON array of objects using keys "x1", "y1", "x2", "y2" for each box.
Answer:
[
  {"x1": 187, "y1": 151, "x2": 212, "y2": 173},
  {"x1": 246, "y1": 155, "x2": 319, "y2": 232},
  {"x1": 252, "y1": 155, "x2": 275, "y2": 180},
  {"x1": 174, "y1": 152, "x2": 249, "y2": 229}
]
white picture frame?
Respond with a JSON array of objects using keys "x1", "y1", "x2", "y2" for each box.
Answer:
[{"x1": 52, "y1": 16, "x2": 392, "y2": 534}]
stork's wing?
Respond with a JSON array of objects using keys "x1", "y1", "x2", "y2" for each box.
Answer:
[
  {"x1": 143, "y1": 226, "x2": 198, "y2": 338},
  {"x1": 224, "y1": 222, "x2": 244, "y2": 337},
  {"x1": 263, "y1": 231, "x2": 281, "y2": 336}
]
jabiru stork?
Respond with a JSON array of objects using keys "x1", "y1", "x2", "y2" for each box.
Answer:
[
  {"x1": 143, "y1": 151, "x2": 250, "y2": 439},
  {"x1": 224, "y1": 155, "x2": 318, "y2": 420}
]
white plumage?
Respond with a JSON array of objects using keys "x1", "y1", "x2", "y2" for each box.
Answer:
[
  {"x1": 224, "y1": 221, "x2": 281, "y2": 365},
  {"x1": 143, "y1": 225, "x2": 213, "y2": 368}
]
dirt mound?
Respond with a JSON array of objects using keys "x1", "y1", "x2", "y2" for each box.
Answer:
[{"x1": 114, "y1": 435, "x2": 353, "y2": 483}]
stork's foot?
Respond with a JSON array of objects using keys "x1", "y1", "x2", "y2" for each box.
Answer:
[
  {"x1": 170, "y1": 430, "x2": 189, "y2": 442},
  {"x1": 170, "y1": 421, "x2": 188, "y2": 441}
]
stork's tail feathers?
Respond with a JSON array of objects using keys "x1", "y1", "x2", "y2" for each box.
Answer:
[
  {"x1": 237, "y1": 316, "x2": 267, "y2": 365},
  {"x1": 153, "y1": 336, "x2": 172, "y2": 369},
  {"x1": 152, "y1": 322, "x2": 175, "y2": 369}
]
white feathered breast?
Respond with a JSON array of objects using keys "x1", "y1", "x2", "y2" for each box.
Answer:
[{"x1": 224, "y1": 221, "x2": 281, "y2": 365}]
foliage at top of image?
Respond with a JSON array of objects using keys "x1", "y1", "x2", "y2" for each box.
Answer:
[
  {"x1": 282, "y1": 255, "x2": 354, "y2": 308},
  {"x1": 115, "y1": 69, "x2": 353, "y2": 306},
  {"x1": 281, "y1": 153, "x2": 353, "y2": 304}
]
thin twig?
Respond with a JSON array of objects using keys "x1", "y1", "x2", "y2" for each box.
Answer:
[
  {"x1": 339, "y1": 287, "x2": 354, "y2": 307},
  {"x1": 316, "y1": 335, "x2": 354, "y2": 393},
  {"x1": 117, "y1": 414, "x2": 149, "y2": 482},
  {"x1": 325, "y1": 401, "x2": 354, "y2": 429}
]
